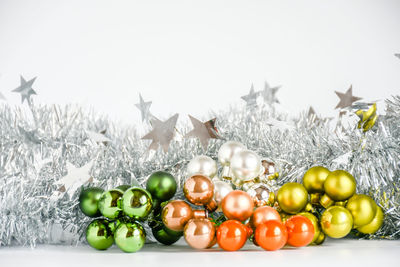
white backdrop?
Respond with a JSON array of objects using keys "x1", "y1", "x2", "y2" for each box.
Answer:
[{"x1": 0, "y1": 0, "x2": 399, "y2": 126}]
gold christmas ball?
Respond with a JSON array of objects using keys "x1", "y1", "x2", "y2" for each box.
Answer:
[
  {"x1": 277, "y1": 183, "x2": 308, "y2": 214},
  {"x1": 357, "y1": 206, "x2": 384, "y2": 234},
  {"x1": 346, "y1": 194, "x2": 377, "y2": 227},
  {"x1": 302, "y1": 166, "x2": 330, "y2": 193},
  {"x1": 324, "y1": 170, "x2": 356, "y2": 201},
  {"x1": 321, "y1": 206, "x2": 353, "y2": 238},
  {"x1": 298, "y1": 212, "x2": 321, "y2": 243},
  {"x1": 314, "y1": 232, "x2": 326, "y2": 245}
]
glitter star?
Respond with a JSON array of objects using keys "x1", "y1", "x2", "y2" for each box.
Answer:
[
  {"x1": 335, "y1": 85, "x2": 362, "y2": 109},
  {"x1": 241, "y1": 84, "x2": 259, "y2": 108},
  {"x1": 260, "y1": 81, "x2": 280, "y2": 105},
  {"x1": 12, "y1": 76, "x2": 37, "y2": 104},
  {"x1": 135, "y1": 94, "x2": 153, "y2": 122},
  {"x1": 185, "y1": 115, "x2": 220, "y2": 150},
  {"x1": 142, "y1": 114, "x2": 179, "y2": 152}
]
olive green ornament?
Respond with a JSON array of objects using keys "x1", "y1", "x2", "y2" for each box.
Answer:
[
  {"x1": 114, "y1": 222, "x2": 146, "y2": 253},
  {"x1": 121, "y1": 187, "x2": 153, "y2": 219},
  {"x1": 146, "y1": 171, "x2": 177, "y2": 201},
  {"x1": 152, "y1": 225, "x2": 181, "y2": 245},
  {"x1": 79, "y1": 187, "x2": 104, "y2": 217},
  {"x1": 86, "y1": 219, "x2": 114, "y2": 250},
  {"x1": 98, "y1": 189, "x2": 124, "y2": 219}
]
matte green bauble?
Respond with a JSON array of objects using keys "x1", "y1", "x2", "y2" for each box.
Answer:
[
  {"x1": 114, "y1": 222, "x2": 146, "y2": 253},
  {"x1": 86, "y1": 219, "x2": 114, "y2": 250},
  {"x1": 146, "y1": 171, "x2": 177, "y2": 201},
  {"x1": 121, "y1": 187, "x2": 153, "y2": 219},
  {"x1": 116, "y1": 185, "x2": 131, "y2": 192},
  {"x1": 98, "y1": 189, "x2": 124, "y2": 219},
  {"x1": 152, "y1": 225, "x2": 181, "y2": 245},
  {"x1": 79, "y1": 187, "x2": 104, "y2": 217}
]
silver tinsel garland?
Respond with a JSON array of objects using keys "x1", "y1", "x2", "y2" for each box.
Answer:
[{"x1": 0, "y1": 96, "x2": 399, "y2": 247}]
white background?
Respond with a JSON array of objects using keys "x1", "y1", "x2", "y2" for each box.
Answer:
[{"x1": 0, "y1": 0, "x2": 400, "y2": 126}]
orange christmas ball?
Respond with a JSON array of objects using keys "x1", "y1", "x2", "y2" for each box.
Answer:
[
  {"x1": 221, "y1": 190, "x2": 254, "y2": 221},
  {"x1": 254, "y1": 220, "x2": 288, "y2": 251},
  {"x1": 285, "y1": 215, "x2": 315, "y2": 247},
  {"x1": 217, "y1": 220, "x2": 248, "y2": 251},
  {"x1": 250, "y1": 206, "x2": 281, "y2": 229}
]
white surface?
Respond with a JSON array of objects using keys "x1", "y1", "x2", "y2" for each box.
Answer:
[
  {"x1": 1, "y1": 239, "x2": 400, "y2": 267},
  {"x1": 0, "y1": 0, "x2": 400, "y2": 126}
]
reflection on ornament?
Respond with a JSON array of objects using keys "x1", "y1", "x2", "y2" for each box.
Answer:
[
  {"x1": 114, "y1": 222, "x2": 146, "y2": 253},
  {"x1": 183, "y1": 175, "x2": 217, "y2": 212},
  {"x1": 346, "y1": 194, "x2": 377, "y2": 227},
  {"x1": 222, "y1": 190, "x2": 254, "y2": 221},
  {"x1": 260, "y1": 159, "x2": 278, "y2": 181},
  {"x1": 357, "y1": 206, "x2": 384, "y2": 234},
  {"x1": 246, "y1": 184, "x2": 274, "y2": 207},
  {"x1": 218, "y1": 141, "x2": 246, "y2": 179},
  {"x1": 187, "y1": 155, "x2": 217, "y2": 179},
  {"x1": 324, "y1": 170, "x2": 356, "y2": 201},
  {"x1": 213, "y1": 180, "x2": 233, "y2": 211},
  {"x1": 184, "y1": 218, "x2": 216, "y2": 249},
  {"x1": 302, "y1": 166, "x2": 330, "y2": 193},
  {"x1": 230, "y1": 150, "x2": 262, "y2": 185},
  {"x1": 86, "y1": 219, "x2": 114, "y2": 250},
  {"x1": 321, "y1": 206, "x2": 353, "y2": 238},
  {"x1": 162, "y1": 200, "x2": 207, "y2": 232},
  {"x1": 277, "y1": 182, "x2": 308, "y2": 214}
]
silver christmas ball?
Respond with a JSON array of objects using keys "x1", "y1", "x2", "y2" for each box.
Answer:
[
  {"x1": 247, "y1": 184, "x2": 272, "y2": 207},
  {"x1": 213, "y1": 180, "x2": 233, "y2": 211},
  {"x1": 230, "y1": 150, "x2": 261, "y2": 182},
  {"x1": 187, "y1": 155, "x2": 217, "y2": 178},
  {"x1": 218, "y1": 141, "x2": 246, "y2": 166}
]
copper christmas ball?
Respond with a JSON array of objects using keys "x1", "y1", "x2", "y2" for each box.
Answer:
[
  {"x1": 221, "y1": 190, "x2": 254, "y2": 221},
  {"x1": 184, "y1": 218, "x2": 216, "y2": 249},
  {"x1": 250, "y1": 206, "x2": 281, "y2": 229},
  {"x1": 162, "y1": 200, "x2": 194, "y2": 232},
  {"x1": 184, "y1": 175, "x2": 217, "y2": 212}
]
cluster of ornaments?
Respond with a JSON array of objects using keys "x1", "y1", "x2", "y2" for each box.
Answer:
[{"x1": 80, "y1": 140, "x2": 384, "y2": 252}]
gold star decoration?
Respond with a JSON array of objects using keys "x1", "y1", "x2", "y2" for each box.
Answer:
[
  {"x1": 185, "y1": 115, "x2": 221, "y2": 150},
  {"x1": 335, "y1": 85, "x2": 362, "y2": 109},
  {"x1": 141, "y1": 114, "x2": 179, "y2": 152},
  {"x1": 12, "y1": 76, "x2": 37, "y2": 104}
]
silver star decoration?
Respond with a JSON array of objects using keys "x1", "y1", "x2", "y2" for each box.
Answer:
[
  {"x1": 335, "y1": 85, "x2": 362, "y2": 109},
  {"x1": 135, "y1": 94, "x2": 153, "y2": 122},
  {"x1": 395, "y1": 53, "x2": 400, "y2": 60},
  {"x1": 142, "y1": 114, "x2": 179, "y2": 152},
  {"x1": 260, "y1": 81, "x2": 280, "y2": 105},
  {"x1": 12, "y1": 76, "x2": 37, "y2": 104},
  {"x1": 185, "y1": 115, "x2": 220, "y2": 150},
  {"x1": 241, "y1": 84, "x2": 259, "y2": 108},
  {"x1": 51, "y1": 160, "x2": 95, "y2": 200}
]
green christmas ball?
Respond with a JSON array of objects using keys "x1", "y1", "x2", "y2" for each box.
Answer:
[
  {"x1": 86, "y1": 219, "x2": 114, "y2": 250},
  {"x1": 114, "y1": 222, "x2": 146, "y2": 253},
  {"x1": 152, "y1": 225, "x2": 181, "y2": 245},
  {"x1": 163, "y1": 224, "x2": 183, "y2": 237},
  {"x1": 98, "y1": 189, "x2": 124, "y2": 219},
  {"x1": 116, "y1": 185, "x2": 131, "y2": 192},
  {"x1": 79, "y1": 187, "x2": 104, "y2": 217},
  {"x1": 146, "y1": 171, "x2": 177, "y2": 201},
  {"x1": 121, "y1": 187, "x2": 153, "y2": 219}
]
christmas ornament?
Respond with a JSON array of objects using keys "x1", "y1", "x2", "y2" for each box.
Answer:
[
  {"x1": 297, "y1": 212, "x2": 320, "y2": 244},
  {"x1": 357, "y1": 206, "x2": 384, "y2": 234},
  {"x1": 356, "y1": 103, "x2": 378, "y2": 132},
  {"x1": 98, "y1": 189, "x2": 124, "y2": 219},
  {"x1": 135, "y1": 93, "x2": 153, "y2": 123},
  {"x1": 241, "y1": 84, "x2": 259, "y2": 108},
  {"x1": 346, "y1": 194, "x2": 377, "y2": 227},
  {"x1": 314, "y1": 232, "x2": 326, "y2": 245},
  {"x1": 254, "y1": 220, "x2": 287, "y2": 251},
  {"x1": 185, "y1": 116, "x2": 220, "y2": 150},
  {"x1": 260, "y1": 81, "x2": 280, "y2": 105},
  {"x1": 86, "y1": 219, "x2": 114, "y2": 250},
  {"x1": 184, "y1": 175, "x2": 217, "y2": 212},
  {"x1": 218, "y1": 141, "x2": 246, "y2": 179},
  {"x1": 221, "y1": 190, "x2": 254, "y2": 221},
  {"x1": 162, "y1": 200, "x2": 207, "y2": 232},
  {"x1": 335, "y1": 85, "x2": 362, "y2": 109},
  {"x1": 260, "y1": 159, "x2": 278, "y2": 181},
  {"x1": 277, "y1": 182, "x2": 308, "y2": 214},
  {"x1": 146, "y1": 171, "x2": 177, "y2": 201},
  {"x1": 321, "y1": 206, "x2": 353, "y2": 238},
  {"x1": 285, "y1": 215, "x2": 314, "y2": 247},
  {"x1": 186, "y1": 155, "x2": 217, "y2": 179},
  {"x1": 212, "y1": 180, "x2": 233, "y2": 211},
  {"x1": 217, "y1": 220, "x2": 248, "y2": 251},
  {"x1": 230, "y1": 150, "x2": 262, "y2": 184},
  {"x1": 246, "y1": 184, "x2": 274, "y2": 207},
  {"x1": 152, "y1": 225, "x2": 181, "y2": 245},
  {"x1": 79, "y1": 187, "x2": 104, "y2": 217},
  {"x1": 121, "y1": 187, "x2": 153, "y2": 219},
  {"x1": 323, "y1": 170, "x2": 356, "y2": 201},
  {"x1": 12, "y1": 76, "x2": 37, "y2": 104},
  {"x1": 302, "y1": 166, "x2": 330, "y2": 193},
  {"x1": 249, "y1": 206, "x2": 281, "y2": 229},
  {"x1": 114, "y1": 222, "x2": 146, "y2": 253},
  {"x1": 141, "y1": 113, "x2": 179, "y2": 152},
  {"x1": 116, "y1": 185, "x2": 131, "y2": 192},
  {"x1": 184, "y1": 218, "x2": 215, "y2": 249}
]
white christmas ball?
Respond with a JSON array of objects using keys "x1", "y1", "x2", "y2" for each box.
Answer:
[
  {"x1": 213, "y1": 180, "x2": 233, "y2": 210},
  {"x1": 217, "y1": 141, "x2": 246, "y2": 166},
  {"x1": 187, "y1": 155, "x2": 217, "y2": 178},
  {"x1": 230, "y1": 150, "x2": 261, "y2": 182}
]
